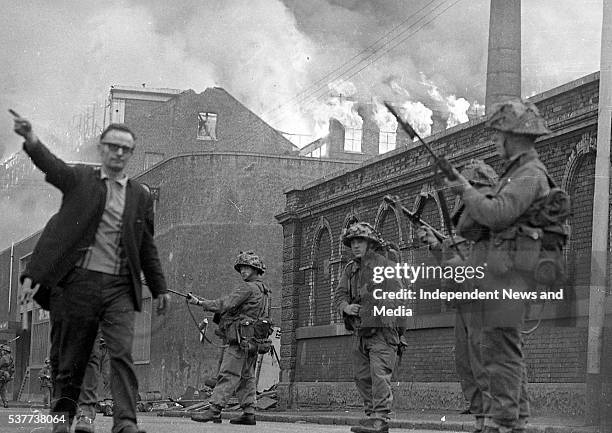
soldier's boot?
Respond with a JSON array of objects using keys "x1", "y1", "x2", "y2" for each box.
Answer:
[
  {"x1": 190, "y1": 404, "x2": 222, "y2": 423},
  {"x1": 229, "y1": 413, "x2": 256, "y2": 425},
  {"x1": 473, "y1": 416, "x2": 484, "y2": 433},
  {"x1": 350, "y1": 418, "x2": 389, "y2": 433}
]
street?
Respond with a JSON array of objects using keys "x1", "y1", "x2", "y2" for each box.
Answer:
[{"x1": 0, "y1": 408, "x2": 462, "y2": 433}]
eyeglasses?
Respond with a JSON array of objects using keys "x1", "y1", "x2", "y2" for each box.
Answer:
[{"x1": 102, "y1": 142, "x2": 134, "y2": 155}]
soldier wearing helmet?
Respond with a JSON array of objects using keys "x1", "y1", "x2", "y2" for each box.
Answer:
[
  {"x1": 0, "y1": 344, "x2": 15, "y2": 408},
  {"x1": 418, "y1": 159, "x2": 498, "y2": 433},
  {"x1": 444, "y1": 99, "x2": 554, "y2": 433},
  {"x1": 39, "y1": 357, "x2": 53, "y2": 408},
  {"x1": 187, "y1": 251, "x2": 270, "y2": 426},
  {"x1": 334, "y1": 222, "x2": 405, "y2": 433}
]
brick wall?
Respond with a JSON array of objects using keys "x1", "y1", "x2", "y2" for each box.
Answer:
[
  {"x1": 278, "y1": 72, "x2": 601, "y2": 403},
  {"x1": 124, "y1": 88, "x2": 299, "y2": 176},
  {"x1": 133, "y1": 152, "x2": 357, "y2": 396}
]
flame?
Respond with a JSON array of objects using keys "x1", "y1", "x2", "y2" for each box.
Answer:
[
  {"x1": 309, "y1": 79, "x2": 362, "y2": 138},
  {"x1": 400, "y1": 101, "x2": 433, "y2": 137},
  {"x1": 419, "y1": 73, "x2": 484, "y2": 130},
  {"x1": 446, "y1": 95, "x2": 470, "y2": 128},
  {"x1": 373, "y1": 99, "x2": 397, "y2": 132}
]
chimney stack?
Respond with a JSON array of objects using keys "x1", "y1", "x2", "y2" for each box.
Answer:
[
  {"x1": 327, "y1": 118, "x2": 346, "y2": 158},
  {"x1": 485, "y1": 0, "x2": 521, "y2": 113},
  {"x1": 357, "y1": 104, "x2": 380, "y2": 157}
]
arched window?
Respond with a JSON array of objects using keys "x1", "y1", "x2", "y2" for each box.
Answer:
[
  {"x1": 313, "y1": 227, "x2": 333, "y2": 326},
  {"x1": 566, "y1": 153, "x2": 595, "y2": 301},
  {"x1": 409, "y1": 196, "x2": 443, "y2": 315}
]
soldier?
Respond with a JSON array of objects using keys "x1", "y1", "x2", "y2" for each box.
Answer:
[
  {"x1": 418, "y1": 159, "x2": 498, "y2": 433},
  {"x1": 444, "y1": 99, "x2": 564, "y2": 433},
  {"x1": 334, "y1": 222, "x2": 404, "y2": 433},
  {"x1": 0, "y1": 344, "x2": 15, "y2": 408},
  {"x1": 39, "y1": 358, "x2": 53, "y2": 408},
  {"x1": 187, "y1": 251, "x2": 271, "y2": 426}
]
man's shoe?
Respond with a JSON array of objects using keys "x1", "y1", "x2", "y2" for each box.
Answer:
[
  {"x1": 229, "y1": 413, "x2": 256, "y2": 425},
  {"x1": 350, "y1": 418, "x2": 389, "y2": 433},
  {"x1": 191, "y1": 408, "x2": 222, "y2": 423},
  {"x1": 74, "y1": 415, "x2": 95, "y2": 433}
]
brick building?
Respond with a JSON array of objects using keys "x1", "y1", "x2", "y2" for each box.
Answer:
[
  {"x1": 0, "y1": 86, "x2": 361, "y2": 400},
  {"x1": 275, "y1": 72, "x2": 606, "y2": 417}
]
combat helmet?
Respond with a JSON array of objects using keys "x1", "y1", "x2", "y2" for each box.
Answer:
[
  {"x1": 234, "y1": 251, "x2": 266, "y2": 274},
  {"x1": 486, "y1": 99, "x2": 551, "y2": 137},
  {"x1": 460, "y1": 159, "x2": 498, "y2": 188},
  {"x1": 341, "y1": 222, "x2": 382, "y2": 247}
]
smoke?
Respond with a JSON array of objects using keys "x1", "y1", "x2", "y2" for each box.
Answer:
[
  {"x1": 309, "y1": 80, "x2": 362, "y2": 137},
  {"x1": 0, "y1": 0, "x2": 604, "y2": 249}
]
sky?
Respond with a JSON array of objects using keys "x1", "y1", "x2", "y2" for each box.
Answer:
[{"x1": 0, "y1": 0, "x2": 604, "y2": 159}]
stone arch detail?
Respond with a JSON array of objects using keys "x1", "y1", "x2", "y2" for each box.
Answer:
[{"x1": 373, "y1": 199, "x2": 404, "y2": 246}]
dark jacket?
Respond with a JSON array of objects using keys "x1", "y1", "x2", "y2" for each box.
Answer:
[{"x1": 19, "y1": 139, "x2": 167, "y2": 311}]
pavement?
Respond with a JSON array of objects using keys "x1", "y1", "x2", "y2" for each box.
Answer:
[
  {"x1": 3, "y1": 403, "x2": 598, "y2": 433},
  {"x1": 160, "y1": 407, "x2": 597, "y2": 433}
]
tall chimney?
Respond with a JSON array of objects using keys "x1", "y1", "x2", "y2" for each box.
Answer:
[{"x1": 485, "y1": 0, "x2": 521, "y2": 113}]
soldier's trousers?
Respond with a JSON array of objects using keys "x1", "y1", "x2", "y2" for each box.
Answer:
[
  {"x1": 353, "y1": 328, "x2": 398, "y2": 420},
  {"x1": 481, "y1": 298, "x2": 530, "y2": 430},
  {"x1": 210, "y1": 344, "x2": 257, "y2": 413},
  {"x1": 455, "y1": 302, "x2": 487, "y2": 420},
  {"x1": 0, "y1": 380, "x2": 8, "y2": 405}
]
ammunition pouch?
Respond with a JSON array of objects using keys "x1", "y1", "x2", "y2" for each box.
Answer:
[
  {"x1": 487, "y1": 223, "x2": 567, "y2": 285},
  {"x1": 227, "y1": 316, "x2": 275, "y2": 354},
  {"x1": 486, "y1": 228, "x2": 516, "y2": 275}
]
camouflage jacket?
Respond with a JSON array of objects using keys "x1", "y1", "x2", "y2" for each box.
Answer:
[
  {"x1": 462, "y1": 149, "x2": 550, "y2": 232},
  {"x1": 334, "y1": 249, "x2": 406, "y2": 333},
  {"x1": 200, "y1": 277, "x2": 270, "y2": 342},
  {"x1": 0, "y1": 354, "x2": 14, "y2": 382}
]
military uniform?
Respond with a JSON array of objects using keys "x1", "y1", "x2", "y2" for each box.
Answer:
[
  {"x1": 39, "y1": 358, "x2": 53, "y2": 407},
  {"x1": 190, "y1": 251, "x2": 271, "y2": 426},
  {"x1": 334, "y1": 222, "x2": 404, "y2": 433},
  {"x1": 452, "y1": 100, "x2": 560, "y2": 433},
  {"x1": 420, "y1": 159, "x2": 499, "y2": 433},
  {"x1": 0, "y1": 345, "x2": 15, "y2": 408}
]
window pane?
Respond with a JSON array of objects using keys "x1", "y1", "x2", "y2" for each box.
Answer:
[{"x1": 197, "y1": 112, "x2": 218, "y2": 140}]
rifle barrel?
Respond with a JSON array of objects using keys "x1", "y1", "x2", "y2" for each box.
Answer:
[{"x1": 167, "y1": 288, "x2": 189, "y2": 298}]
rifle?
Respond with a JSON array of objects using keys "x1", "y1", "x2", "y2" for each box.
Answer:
[
  {"x1": 383, "y1": 102, "x2": 457, "y2": 180},
  {"x1": 166, "y1": 288, "x2": 191, "y2": 298},
  {"x1": 384, "y1": 102, "x2": 464, "y2": 260},
  {"x1": 383, "y1": 195, "x2": 446, "y2": 243}
]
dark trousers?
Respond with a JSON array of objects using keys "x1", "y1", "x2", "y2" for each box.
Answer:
[
  {"x1": 0, "y1": 380, "x2": 9, "y2": 405},
  {"x1": 78, "y1": 328, "x2": 111, "y2": 419},
  {"x1": 49, "y1": 268, "x2": 138, "y2": 433},
  {"x1": 455, "y1": 303, "x2": 487, "y2": 422}
]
